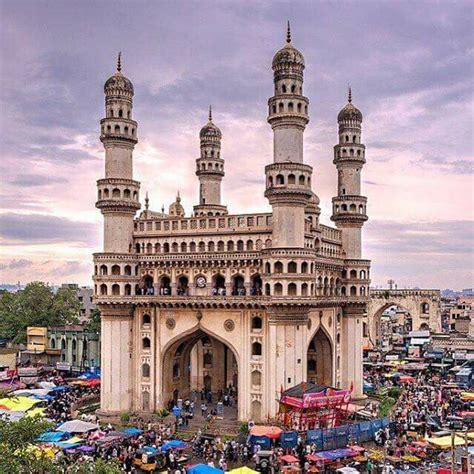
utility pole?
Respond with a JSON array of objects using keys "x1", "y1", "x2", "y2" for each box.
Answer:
[{"x1": 451, "y1": 430, "x2": 456, "y2": 474}]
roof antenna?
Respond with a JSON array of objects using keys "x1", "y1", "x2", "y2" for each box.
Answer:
[
  {"x1": 286, "y1": 21, "x2": 291, "y2": 43},
  {"x1": 117, "y1": 51, "x2": 122, "y2": 73}
]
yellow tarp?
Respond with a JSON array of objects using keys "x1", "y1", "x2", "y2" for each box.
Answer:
[
  {"x1": 426, "y1": 436, "x2": 466, "y2": 448},
  {"x1": 0, "y1": 396, "x2": 40, "y2": 412},
  {"x1": 228, "y1": 468, "x2": 259, "y2": 474},
  {"x1": 61, "y1": 436, "x2": 83, "y2": 445},
  {"x1": 26, "y1": 407, "x2": 46, "y2": 418},
  {"x1": 461, "y1": 392, "x2": 474, "y2": 401}
]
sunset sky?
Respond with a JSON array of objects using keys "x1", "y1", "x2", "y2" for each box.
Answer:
[{"x1": 0, "y1": 0, "x2": 473, "y2": 290}]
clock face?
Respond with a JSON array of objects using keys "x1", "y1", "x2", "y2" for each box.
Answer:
[{"x1": 196, "y1": 277, "x2": 206, "y2": 288}]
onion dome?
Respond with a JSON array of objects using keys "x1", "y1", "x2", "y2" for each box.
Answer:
[
  {"x1": 338, "y1": 87, "x2": 362, "y2": 123},
  {"x1": 306, "y1": 192, "x2": 321, "y2": 215},
  {"x1": 104, "y1": 52, "x2": 134, "y2": 96},
  {"x1": 199, "y1": 106, "x2": 222, "y2": 140},
  {"x1": 272, "y1": 22, "x2": 305, "y2": 71}
]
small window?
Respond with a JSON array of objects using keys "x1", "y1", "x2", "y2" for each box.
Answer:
[
  {"x1": 252, "y1": 316, "x2": 263, "y2": 330},
  {"x1": 252, "y1": 342, "x2": 262, "y2": 356},
  {"x1": 142, "y1": 337, "x2": 151, "y2": 350},
  {"x1": 143, "y1": 314, "x2": 151, "y2": 326}
]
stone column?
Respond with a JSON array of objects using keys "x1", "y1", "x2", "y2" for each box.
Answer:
[
  {"x1": 341, "y1": 304, "x2": 364, "y2": 398},
  {"x1": 266, "y1": 306, "x2": 308, "y2": 417},
  {"x1": 98, "y1": 304, "x2": 134, "y2": 415}
]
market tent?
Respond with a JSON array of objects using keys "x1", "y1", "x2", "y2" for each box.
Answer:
[
  {"x1": 54, "y1": 436, "x2": 84, "y2": 448},
  {"x1": 0, "y1": 396, "x2": 41, "y2": 412},
  {"x1": 13, "y1": 389, "x2": 51, "y2": 397},
  {"x1": 38, "y1": 431, "x2": 69, "y2": 443},
  {"x1": 426, "y1": 435, "x2": 466, "y2": 448},
  {"x1": 122, "y1": 427, "x2": 143, "y2": 436},
  {"x1": 187, "y1": 464, "x2": 224, "y2": 474},
  {"x1": 280, "y1": 454, "x2": 298, "y2": 463},
  {"x1": 57, "y1": 420, "x2": 98, "y2": 433},
  {"x1": 249, "y1": 425, "x2": 283, "y2": 439},
  {"x1": 0, "y1": 410, "x2": 24, "y2": 421},
  {"x1": 26, "y1": 407, "x2": 46, "y2": 418},
  {"x1": 461, "y1": 392, "x2": 474, "y2": 401},
  {"x1": 227, "y1": 467, "x2": 259, "y2": 474},
  {"x1": 161, "y1": 440, "x2": 187, "y2": 451}
]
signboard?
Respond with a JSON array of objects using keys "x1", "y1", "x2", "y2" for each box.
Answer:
[
  {"x1": 56, "y1": 362, "x2": 71, "y2": 371},
  {"x1": 453, "y1": 352, "x2": 474, "y2": 361},
  {"x1": 280, "y1": 431, "x2": 298, "y2": 449},
  {"x1": 386, "y1": 355, "x2": 399, "y2": 361},
  {"x1": 216, "y1": 402, "x2": 224, "y2": 415},
  {"x1": 20, "y1": 376, "x2": 39, "y2": 384},
  {"x1": 408, "y1": 346, "x2": 420, "y2": 358},
  {"x1": 18, "y1": 367, "x2": 38, "y2": 376}
]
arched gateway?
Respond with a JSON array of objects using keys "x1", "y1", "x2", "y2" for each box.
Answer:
[{"x1": 162, "y1": 328, "x2": 238, "y2": 411}]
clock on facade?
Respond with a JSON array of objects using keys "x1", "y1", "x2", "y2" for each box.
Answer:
[{"x1": 196, "y1": 276, "x2": 206, "y2": 288}]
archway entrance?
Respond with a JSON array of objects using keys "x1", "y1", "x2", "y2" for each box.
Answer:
[
  {"x1": 307, "y1": 329, "x2": 333, "y2": 386},
  {"x1": 372, "y1": 304, "x2": 413, "y2": 347},
  {"x1": 162, "y1": 329, "x2": 238, "y2": 419}
]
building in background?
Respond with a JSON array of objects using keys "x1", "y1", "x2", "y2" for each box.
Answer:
[
  {"x1": 59, "y1": 283, "x2": 96, "y2": 323},
  {"x1": 49, "y1": 326, "x2": 100, "y2": 371}
]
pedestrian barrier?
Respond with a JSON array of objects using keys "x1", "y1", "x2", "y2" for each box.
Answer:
[{"x1": 306, "y1": 417, "x2": 389, "y2": 449}]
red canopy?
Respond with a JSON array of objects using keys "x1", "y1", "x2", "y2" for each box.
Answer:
[
  {"x1": 250, "y1": 426, "x2": 283, "y2": 439},
  {"x1": 280, "y1": 454, "x2": 299, "y2": 463}
]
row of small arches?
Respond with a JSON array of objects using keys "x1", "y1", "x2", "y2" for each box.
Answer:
[
  {"x1": 268, "y1": 173, "x2": 311, "y2": 187},
  {"x1": 101, "y1": 124, "x2": 136, "y2": 137},
  {"x1": 270, "y1": 101, "x2": 308, "y2": 115},
  {"x1": 198, "y1": 161, "x2": 223, "y2": 171},
  {"x1": 98, "y1": 188, "x2": 138, "y2": 200},
  {"x1": 97, "y1": 264, "x2": 138, "y2": 276},
  {"x1": 341, "y1": 135, "x2": 359, "y2": 144},
  {"x1": 135, "y1": 238, "x2": 270, "y2": 254},
  {"x1": 265, "y1": 261, "x2": 314, "y2": 274},
  {"x1": 336, "y1": 148, "x2": 363, "y2": 158},
  {"x1": 201, "y1": 149, "x2": 221, "y2": 158},
  {"x1": 278, "y1": 83, "x2": 302, "y2": 94},
  {"x1": 107, "y1": 107, "x2": 131, "y2": 119},
  {"x1": 334, "y1": 203, "x2": 365, "y2": 214}
]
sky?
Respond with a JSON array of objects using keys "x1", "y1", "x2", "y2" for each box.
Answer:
[{"x1": 0, "y1": 0, "x2": 473, "y2": 290}]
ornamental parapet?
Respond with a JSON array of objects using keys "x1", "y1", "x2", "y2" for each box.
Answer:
[
  {"x1": 370, "y1": 288, "x2": 441, "y2": 299},
  {"x1": 93, "y1": 294, "x2": 369, "y2": 309}
]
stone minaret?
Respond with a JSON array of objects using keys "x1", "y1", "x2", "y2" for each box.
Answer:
[
  {"x1": 264, "y1": 23, "x2": 312, "y2": 248},
  {"x1": 194, "y1": 107, "x2": 227, "y2": 216},
  {"x1": 264, "y1": 24, "x2": 314, "y2": 414},
  {"x1": 331, "y1": 88, "x2": 368, "y2": 258},
  {"x1": 96, "y1": 53, "x2": 141, "y2": 252},
  {"x1": 331, "y1": 88, "x2": 369, "y2": 398},
  {"x1": 95, "y1": 54, "x2": 140, "y2": 415}
]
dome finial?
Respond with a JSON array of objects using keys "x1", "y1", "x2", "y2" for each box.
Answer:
[
  {"x1": 145, "y1": 191, "x2": 149, "y2": 210},
  {"x1": 348, "y1": 85, "x2": 352, "y2": 103},
  {"x1": 208, "y1": 105, "x2": 212, "y2": 122},
  {"x1": 117, "y1": 51, "x2": 122, "y2": 73},
  {"x1": 286, "y1": 21, "x2": 291, "y2": 43}
]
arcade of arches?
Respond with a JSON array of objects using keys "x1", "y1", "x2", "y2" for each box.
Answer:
[
  {"x1": 162, "y1": 330, "x2": 238, "y2": 409},
  {"x1": 307, "y1": 329, "x2": 333, "y2": 387}
]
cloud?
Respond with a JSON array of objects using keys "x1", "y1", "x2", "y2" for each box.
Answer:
[
  {"x1": 0, "y1": 213, "x2": 97, "y2": 246},
  {"x1": 0, "y1": 259, "x2": 33, "y2": 270},
  {"x1": 10, "y1": 174, "x2": 68, "y2": 187}
]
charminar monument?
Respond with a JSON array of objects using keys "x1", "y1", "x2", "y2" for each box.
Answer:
[{"x1": 93, "y1": 25, "x2": 372, "y2": 421}]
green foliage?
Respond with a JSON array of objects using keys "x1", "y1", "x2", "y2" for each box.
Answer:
[
  {"x1": 387, "y1": 386, "x2": 401, "y2": 399},
  {"x1": 0, "y1": 415, "x2": 56, "y2": 474},
  {"x1": 239, "y1": 421, "x2": 249, "y2": 434},
  {"x1": 0, "y1": 282, "x2": 80, "y2": 342},
  {"x1": 84, "y1": 308, "x2": 101, "y2": 334},
  {"x1": 378, "y1": 396, "x2": 396, "y2": 417},
  {"x1": 157, "y1": 408, "x2": 170, "y2": 418},
  {"x1": 120, "y1": 411, "x2": 130, "y2": 423}
]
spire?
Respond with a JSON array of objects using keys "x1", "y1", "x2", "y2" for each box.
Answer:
[
  {"x1": 145, "y1": 191, "x2": 149, "y2": 210},
  {"x1": 117, "y1": 51, "x2": 122, "y2": 73},
  {"x1": 348, "y1": 85, "x2": 352, "y2": 104},
  {"x1": 208, "y1": 105, "x2": 212, "y2": 122},
  {"x1": 286, "y1": 21, "x2": 291, "y2": 43}
]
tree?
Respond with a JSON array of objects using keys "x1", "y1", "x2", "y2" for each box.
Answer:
[
  {"x1": 0, "y1": 282, "x2": 80, "y2": 343},
  {"x1": 0, "y1": 415, "x2": 56, "y2": 474},
  {"x1": 84, "y1": 308, "x2": 101, "y2": 334}
]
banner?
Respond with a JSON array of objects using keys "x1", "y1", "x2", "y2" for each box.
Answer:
[{"x1": 280, "y1": 431, "x2": 298, "y2": 449}]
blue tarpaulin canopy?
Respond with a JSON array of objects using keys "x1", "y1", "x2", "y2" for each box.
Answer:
[
  {"x1": 187, "y1": 464, "x2": 224, "y2": 474},
  {"x1": 161, "y1": 440, "x2": 187, "y2": 451},
  {"x1": 37, "y1": 431, "x2": 70, "y2": 442},
  {"x1": 122, "y1": 427, "x2": 143, "y2": 436}
]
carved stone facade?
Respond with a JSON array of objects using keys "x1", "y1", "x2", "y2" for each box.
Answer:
[{"x1": 93, "y1": 29, "x2": 370, "y2": 420}]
